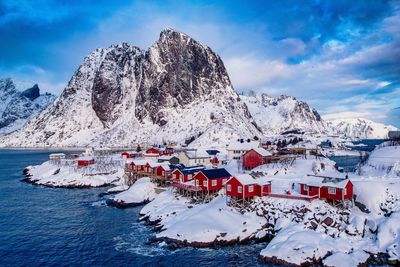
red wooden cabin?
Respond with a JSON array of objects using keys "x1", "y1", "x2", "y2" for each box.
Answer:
[
  {"x1": 299, "y1": 176, "x2": 353, "y2": 201},
  {"x1": 128, "y1": 159, "x2": 147, "y2": 172},
  {"x1": 194, "y1": 168, "x2": 232, "y2": 191},
  {"x1": 242, "y1": 148, "x2": 272, "y2": 169},
  {"x1": 155, "y1": 164, "x2": 171, "y2": 179},
  {"x1": 77, "y1": 157, "x2": 95, "y2": 167},
  {"x1": 171, "y1": 166, "x2": 205, "y2": 183},
  {"x1": 121, "y1": 151, "x2": 141, "y2": 159},
  {"x1": 226, "y1": 174, "x2": 271, "y2": 199}
]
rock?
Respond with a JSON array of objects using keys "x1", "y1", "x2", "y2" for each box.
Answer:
[{"x1": 323, "y1": 216, "x2": 334, "y2": 226}]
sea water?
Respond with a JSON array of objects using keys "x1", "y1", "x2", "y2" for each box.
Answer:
[{"x1": 0, "y1": 150, "x2": 272, "y2": 267}]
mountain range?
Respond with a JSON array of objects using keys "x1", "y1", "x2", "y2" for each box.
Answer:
[
  {"x1": 0, "y1": 78, "x2": 55, "y2": 136},
  {"x1": 0, "y1": 29, "x2": 396, "y2": 147}
]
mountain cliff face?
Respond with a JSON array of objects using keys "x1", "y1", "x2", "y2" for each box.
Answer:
[
  {"x1": 240, "y1": 93, "x2": 329, "y2": 136},
  {"x1": 0, "y1": 29, "x2": 260, "y2": 147},
  {"x1": 326, "y1": 118, "x2": 398, "y2": 139},
  {"x1": 0, "y1": 79, "x2": 55, "y2": 136}
]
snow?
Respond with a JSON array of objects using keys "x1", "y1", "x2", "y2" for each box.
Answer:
[
  {"x1": 323, "y1": 251, "x2": 370, "y2": 267},
  {"x1": 226, "y1": 140, "x2": 259, "y2": 151},
  {"x1": 152, "y1": 193, "x2": 267, "y2": 243},
  {"x1": 232, "y1": 174, "x2": 257, "y2": 185},
  {"x1": 377, "y1": 211, "x2": 400, "y2": 260},
  {"x1": 326, "y1": 117, "x2": 397, "y2": 139},
  {"x1": 26, "y1": 160, "x2": 123, "y2": 187},
  {"x1": 112, "y1": 178, "x2": 157, "y2": 204},
  {"x1": 260, "y1": 224, "x2": 337, "y2": 265}
]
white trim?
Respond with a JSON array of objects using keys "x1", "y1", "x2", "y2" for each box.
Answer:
[
  {"x1": 227, "y1": 184, "x2": 232, "y2": 192},
  {"x1": 248, "y1": 185, "x2": 254, "y2": 193},
  {"x1": 328, "y1": 187, "x2": 336, "y2": 195},
  {"x1": 238, "y1": 186, "x2": 242, "y2": 193}
]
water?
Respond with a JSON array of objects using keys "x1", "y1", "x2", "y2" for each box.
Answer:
[
  {"x1": 0, "y1": 150, "x2": 271, "y2": 266},
  {"x1": 328, "y1": 139, "x2": 385, "y2": 173}
]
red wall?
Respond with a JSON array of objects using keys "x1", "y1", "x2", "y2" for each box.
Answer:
[
  {"x1": 146, "y1": 148, "x2": 160, "y2": 154},
  {"x1": 225, "y1": 177, "x2": 262, "y2": 198},
  {"x1": 77, "y1": 159, "x2": 95, "y2": 167},
  {"x1": 299, "y1": 184, "x2": 320, "y2": 196},
  {"x1": 300, "y1": 182, "x2": 353, "y2": 200},
  {"x1": 171, "y1": 170, "x2": 193, "y2": 182},
  {"x1": 242, "y1": 150, "x2": 263, "y2": 169},
  {"x1": 156, "y1": 166, "x2": 168, "y2": 178},
  {"x1": 194, "y1": 172, "x2": 228, "y2": 191}
]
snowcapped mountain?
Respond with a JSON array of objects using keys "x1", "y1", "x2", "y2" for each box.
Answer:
[
  {"x1": 0, "y1": 29, "x2": 260, "y2": 147},
  {"x1": 326, "y1": 117, "x2": 397, "y2": 139},
  {"x1": 0, "y1": 78, "x2": 55, "y2": 136},
  {"x1": 240, "y1": 93, "x2": 329, "y2": 136}
]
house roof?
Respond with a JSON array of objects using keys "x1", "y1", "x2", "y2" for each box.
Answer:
[
  {"x1": 232, "y1": 174, "x2": 257, "y2": 185},
  {"x1": 184, "y1": 150, "x2": 211, "y2": 159},
  {"x1": 227, "y1": 140, "x2": 260, "y2": 151},
  {"x1": 130, "y1": 159, "x2": 148, "y2": 166},
  {"x1": 174, "y1": 165, "x2": 205, "y2": 175},
  {"x1": 206, "y1": 149, "x2": 220, "y2": 155},
  {"x1": 251, "y1": 147, "x2": 272, "y2": 157},
  {"x1": 157, "y1": 163, "x2": 171, "y2": 171},
  {"x1": 201, "y1": 168, "x2": 232, "y2": 179},
  {"x1": 78, "y1": 156, "x2": 94, "y2": 161},
  {"x1": 300, "y1": 175, "x2": 350, "y2": 189}
]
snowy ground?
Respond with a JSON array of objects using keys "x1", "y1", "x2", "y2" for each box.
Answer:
[
  {"x1": 109, "y1": 178, "x2": 157, "y2": 207},
  {"x1": 24, "y1": 160, "x2": 124, "y2": 188}
]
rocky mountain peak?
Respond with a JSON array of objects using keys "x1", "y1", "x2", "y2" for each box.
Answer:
[{"x1": 21, "y1": 84, "x2": 40, "y2": 101}]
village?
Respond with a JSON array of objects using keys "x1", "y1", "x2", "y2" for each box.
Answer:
[
  {"x1": 22, "y1": 132, "x2": 400, "y2": 266},
  {"x1": 43, "y1": 138, "x2": 354, "y2": 208}
]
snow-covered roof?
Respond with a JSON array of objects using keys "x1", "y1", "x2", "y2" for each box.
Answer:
[
  {"x1": 300, "y1": 175, "x2": 350, "y2": 189},
  {"x1": 49, "y1": 153, "x2": 66, "y2": 157},
  {"x1": 257, "y1": 177, "x2": 272, "y2": 186},
  {"x1": 252, "y1": 147, "x2": 272, "y2": 156},
  {"x1": 148, "y1": 161, "x2": 162, "y2": 168},
  {"x1": 232, "y1": 174, "x2": 257, "y2": 185},
  {"x1": 130, "y1": 159, "x2": 148, "y2": 166},
  {"x1": 227, "y1": 140, "x2": 260, "y2": 151},
  {"x1": 78, "y1": 156, "x2": 94, "y2": 161},
  {"x1": 158, "y1": 155, "x2": 173, "y2": 160},
  {"x1": 158, "y1": 163, "x2": 171, "y2": 171},
  {"x1": 184, "y1": 149, "x2": 211, "y2": 159}
]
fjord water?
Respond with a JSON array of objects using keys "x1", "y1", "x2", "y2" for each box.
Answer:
[{"x1": 0, "y1": 150, "x2": 268, "y2": 266}]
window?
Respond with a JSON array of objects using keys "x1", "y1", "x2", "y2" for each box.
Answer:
[
  {"x1": 328, "y1": 187, "x2": 336, "y2": 195},
  {"x1": 162, "y1": 171, "x2": 165, "y2": 176},
  {"x1": 195, "y1": 180, "x2": 199, "y2": 186},
  {"x1": 187, "y1": 174, "x2": 192, "y2": 180},
  {"x1": 248, "y1": 185, "x2": 254, "y2": 192},
  {"x1": 304, "y1": 185, "x2": 309, "y2": 191},
  {"x1": 238, "y1": 186, "x2": 242, "y2": 193},
  {"x1": 203, "y1": 180, "x2": 207, "y2": 187},
  {"x1": 180, "y1": 174, "x2": 183, "y2": 181},
  {"x1": 227, "y1": 184, "x2": 232, "y2": 192},
  {"x1": 344, "y1": 188, "x2": 347, "y2": 195},
  {"x1": 212, "y1": 180, "x2": 217, "y2": 186}
]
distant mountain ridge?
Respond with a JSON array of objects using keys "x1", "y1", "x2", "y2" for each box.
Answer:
[
  {"x1": 240, "y1": 93, "x2": 329, "y2": 136},
  {"x1": 326, "y1": 117, "x2": 397, "y2": 139},
  {"x1": 0, "y1": 78, "x2": 55, "y2": 136}
]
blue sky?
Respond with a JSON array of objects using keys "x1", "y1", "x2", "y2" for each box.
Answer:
[{"x1": 0, "y1": 0, "x2": 399, "y2": 127}]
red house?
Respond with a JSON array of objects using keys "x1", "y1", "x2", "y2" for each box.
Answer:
[
  {"x1": 128, "y1": 159, "x2": 148, "y2": 172},
  {"x1": 171, "y1": 166, "x2": 205, "y2": 183},
  {"x1": 155, "y1": 164, "x2": 172, "y2": 179},
  {"x1": 194, "y1": 168, "x2": 232, "y2": 191},
  {"x1": 121, "y1": 151, "x2": 141, "y2": 159},
  {"x1": 298, "y1": 176, "x2": 353, "y2": 202},
  {"x1": 77, "y1": 157, "x2": 95, "y2": 167},
  {"x1": 242, "y1": 148, "x2": 272, "y2": 169},
  {"x1": 226, "y1": 174, "x2": 271, "y2": 199},
  {"x1": 144, "y1": 147, "x2": 160, "y2": 159}
]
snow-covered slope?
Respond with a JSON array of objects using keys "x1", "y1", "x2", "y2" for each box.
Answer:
[
  {"x1": 241, "y1": 93, "x2": 329, "y2": 136},
  {"x1": 0, "y1": 29, "x2": 260, "y2": 147},
  {"x1": 0, "y1": 78, "x2": 55, "y2": 136},
  {"x1": 326, "y1": 117, "x2": 397, "y2": 139}
]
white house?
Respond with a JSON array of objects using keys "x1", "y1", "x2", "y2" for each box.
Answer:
[
  {"x1": 226, "y1": 140, "x2": 260, "y2": 160},
  {"x1": 178, "y1": 149, "x2": 211, "y2": 166}
]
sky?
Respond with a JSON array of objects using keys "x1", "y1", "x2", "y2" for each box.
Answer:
[{"x1": 0, "y1": 0, "x2": 399, "y2": 127}]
